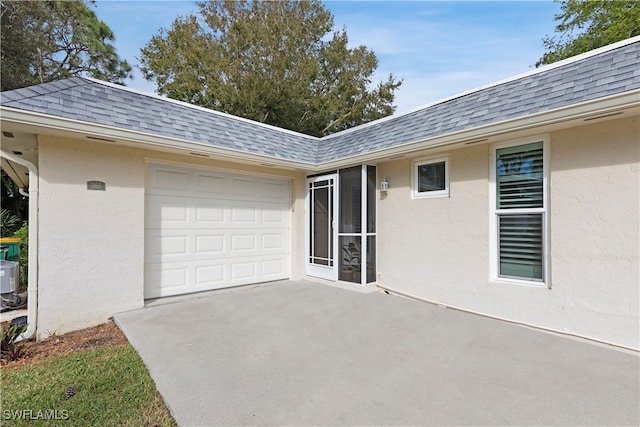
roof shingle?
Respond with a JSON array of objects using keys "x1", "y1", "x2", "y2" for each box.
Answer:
[{"x1": 2, "y1": 38, "x2": 638, "y2": 165}]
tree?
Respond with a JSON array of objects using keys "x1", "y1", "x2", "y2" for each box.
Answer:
[
  {"x1": 0, "y1": 0, "x2": 132, "y2": 91},
  {"x1": 139, "y1": 0, "x2": 402, "y2": 136},
  {"x1": 0, "y1": 170, "x2": 28, "y2": 225},
  {"x1": 537, "y1": 0, "x2": 640, "y2": 66}
]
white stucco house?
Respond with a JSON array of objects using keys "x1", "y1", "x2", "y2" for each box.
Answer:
[{"x1": 1, "y1": 38, "x2": 638, "y2": 350}]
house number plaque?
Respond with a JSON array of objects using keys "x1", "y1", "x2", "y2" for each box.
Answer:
[{"x1": 87, "y1": 180, "x2": 106, "y2": 191}]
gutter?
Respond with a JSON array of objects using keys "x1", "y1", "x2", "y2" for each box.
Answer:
[{"x1": 0, "y1": 150, "x2": 38, "y2": 340}]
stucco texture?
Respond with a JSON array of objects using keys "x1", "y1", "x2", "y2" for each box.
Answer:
[
  {"x1": 37, "y1": 135, "x2": 306, "y2": 337},
  {"x1": 377, "y1": 117, "x2": 639, "y2": 349}
]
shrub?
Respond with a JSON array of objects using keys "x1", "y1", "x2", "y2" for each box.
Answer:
[
  {"x1": 1, "y1": 321, "x2": 28, "y2": 361},
  {"x1": 0, "y1": 209, "x2": 22, "y2": 237}
]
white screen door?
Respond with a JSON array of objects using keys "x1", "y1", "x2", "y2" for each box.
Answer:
[{"x1": 306, "y1": 174, "x2": 338, "y2": 280}]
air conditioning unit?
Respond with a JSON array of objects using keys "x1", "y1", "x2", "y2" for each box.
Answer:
[{"x1": 0, "y1": 260, "x2": 18, "y2": 294}]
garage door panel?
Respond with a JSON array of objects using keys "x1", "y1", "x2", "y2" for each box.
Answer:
[
  {"x1": 195, "y1": 234, "x2": 225, "y2": 255},
  {"x1": 150, "y1": 169, "x2": 190, "y2": 192},
  {"x1": 195, "y1": 174, "x2": 227, "y2": 196},
  {"x1": 144, "y1": 263, "x2": 189, "y2": 298},
  {"x1": 195, "y1": 264, "x2": 225, "y2": 288},
  {"x1": 262, "y1": 208, "x2": 287, "y2": 224},
  {"x1": 262, "y1": 233, "x2": 285, "y2": 250},
  {"x1": 148, "y1": 196, "x2": 289, "y2": 230},
  {"x1": 231, "y1": 177, "x2": 259, "y2": 197},
  {"x1": 146, "y1": 229, "x2": 289, "y2": 264},
  {"x1": 231, "y1": 205, "x2": 258, "y2": 223},
  {"x1": 146, "y1": 253, "x2": 290, "y2": 298},
  {"x1": 145, "y1": 196, "x2": 190, "y2": 227},
  {"x1": 260, "y1": 181, "x2": 289, "y2": 202},
  {"x1": 262, "y1": 258, "x2": 287, "y2": 277},
  {"x1": 145, "y1": 163, "x2": 291, "y2": 298},
  {"x1": 230, "y1": 234, "x2": 257, "y2": 252},
  {"x1": 230, "y1": 260, "x2": 257, "y2": 281},
  {"x1": 195, "y1": 203, "x2": 225, "y2": 223}
]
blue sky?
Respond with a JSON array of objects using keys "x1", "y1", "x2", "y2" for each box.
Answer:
[{"x1": 94, "y1": 1, "x2": 562, "y2": 114}]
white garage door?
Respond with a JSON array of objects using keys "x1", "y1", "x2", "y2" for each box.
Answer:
[{"x1": 144, "y1": 163, "x2": 291, "y2": 298}]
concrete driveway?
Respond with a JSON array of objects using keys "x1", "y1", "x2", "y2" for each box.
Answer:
[{"x1": 115, "y1": 280, "x2": 639, "y2": 426}]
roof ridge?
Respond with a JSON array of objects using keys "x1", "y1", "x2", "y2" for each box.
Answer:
[
  {"x1": 322, "y1": 36, "x2": 640, "y2": 140},
  {"x1": 80, "y1": 77, "x2": 320, "y2": 142}
]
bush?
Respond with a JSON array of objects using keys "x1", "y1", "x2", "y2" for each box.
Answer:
[
  {"x1": 0, "y1": 209, "x2": 22, "y2": 237},
  {"x1": 1, "y1": 321, "x2": 28, "y2": 361}
]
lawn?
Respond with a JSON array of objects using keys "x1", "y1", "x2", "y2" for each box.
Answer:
[{"x1": 1, "y1": 324, "x2": 175, "y2": 426}]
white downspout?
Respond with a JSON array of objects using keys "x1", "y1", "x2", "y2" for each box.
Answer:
[{"x1": 0, "y1": 150, "x2": 38, "y2": 340}]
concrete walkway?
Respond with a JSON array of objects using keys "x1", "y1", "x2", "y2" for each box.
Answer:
[{"x1": 115, "y1": 280, "x2": 639, "y2": 426}]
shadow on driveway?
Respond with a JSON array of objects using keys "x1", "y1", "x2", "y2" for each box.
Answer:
[{"x1": 115, "y1": 280, "x2": 639, "y2": 426}]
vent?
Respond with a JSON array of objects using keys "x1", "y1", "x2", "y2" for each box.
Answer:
[
  {"x1": 464, "y1": 138, "x2": 489, "y2": 145},
  {"x1": 189, "y1": 152, "x2": 210, "y2": 157},
  {"x1": 584, "y1": 112, "x2": 623, "y2": 122},
  {"x1": 387, "y1": 154, "x2": 406, "y2": 160},
  {"x1": 86, "y1": 136, "x2": 116, "y2": 142},
  {"x1": 2, "y1": 131, "x2": 15, "y2": 138}
]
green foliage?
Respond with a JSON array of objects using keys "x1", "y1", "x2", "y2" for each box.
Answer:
[
  {"x1": 13, "y1": 223, "x2": 28, "y2": 288},
  {"x1": 537, "y1": 0, "x2": 640, "y2": 66},
  {"x1": 139, "y1": 0, "x2": 402, "y2": 136},
  {"x1": 1, "y1": 209, "x2": 23, "y2": 237},
  {"x1": 1, "y1": 322, "x2": 28, "y2": 361},
  {"x1": 2, "y1": 345, "x2": 175, "y2": 426},
  {"x1": 0, "y1": 0, "x2": 132, "y2": 91},
  {"x1": 1, "y1": 170, "x2": 28, "y2": 224}
]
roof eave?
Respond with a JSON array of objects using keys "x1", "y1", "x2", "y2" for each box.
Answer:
[
  {"x1": 2, "y1": 88, "x2": 638, "y2": 172},
  {"x1": 0, "y1": 107, "x2": 317, "y2": 171},
  {"x1": 314, "y1": 89, "x2": 640, "y2": 170}
]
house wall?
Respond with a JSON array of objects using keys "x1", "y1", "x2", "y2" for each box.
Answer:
[
  {"x1": 376, "y1": 116, "x2": 639, "y2": 349},
  {"x1": 37, "y1": 135, "x2": 306, "y2": 338}
]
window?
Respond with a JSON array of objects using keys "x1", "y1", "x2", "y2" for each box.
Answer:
[
  {"x1": 413, "y1": 156, "x2": 449, "y2": 198},
  {"x1": 491, "y1": 138, "x2": 548, "y2": 285}
]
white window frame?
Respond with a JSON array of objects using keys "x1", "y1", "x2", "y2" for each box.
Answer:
[
  {"x1": 412, "y1": 155, "x2": 450, "y2": 199},
  {"x1": 489, "y1": 135, "x2": 550, "y2": 288}
]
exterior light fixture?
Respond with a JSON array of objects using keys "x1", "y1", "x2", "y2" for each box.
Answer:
[{"x1": 380, "y1": 178, "x2": 390, "y2": 193}]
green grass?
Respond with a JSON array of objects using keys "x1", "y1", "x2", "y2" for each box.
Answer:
[{"x1": 1, "y1": 344, "x2": 175, "y2": 426}]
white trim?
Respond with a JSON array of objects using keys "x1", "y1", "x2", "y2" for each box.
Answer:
[
  {"x1": 305, "y1": 174, "x2": 338, "y2": 281},
  {"x1": 360, "y1": 165, "x2": 368, "y2": 286},
  {"x1": 412, "y1": 155, "x2": 450, "y2": 199},
  {"x1": 489, "y1": 135, "x2": 550, "y2": 287}
]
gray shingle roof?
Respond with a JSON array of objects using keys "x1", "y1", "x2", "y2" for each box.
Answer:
[
  {"x1": 317, "y1": 39, "x2": 640, "y2": 162},
  {"x1": 2, "y1": 39, "x2": 639, "y2": 165},
  {"x1": 1, "y1": 77, "x2": 318, "y2": 163}
]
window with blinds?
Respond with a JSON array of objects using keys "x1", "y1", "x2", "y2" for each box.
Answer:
[{"x1": 495, "y1": 141, "x2": 545, "y2": 282}]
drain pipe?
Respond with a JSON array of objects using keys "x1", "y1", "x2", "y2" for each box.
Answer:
[{"x1": 0, "y1": 150, "x2": 38, "y2": 340}]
